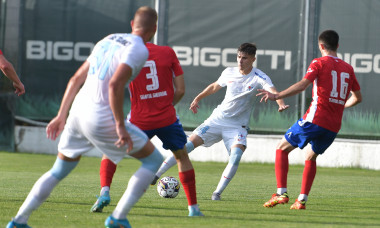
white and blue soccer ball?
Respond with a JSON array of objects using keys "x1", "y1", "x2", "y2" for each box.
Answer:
[{"x1": 157, "y1": 176, "x2": 180, "y2": 198}]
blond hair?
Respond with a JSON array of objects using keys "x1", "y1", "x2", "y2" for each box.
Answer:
[{"x1": 133, "y1": 6, "x2": 157, "y2": 33}]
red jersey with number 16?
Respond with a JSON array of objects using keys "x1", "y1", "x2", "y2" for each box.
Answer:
[
  {"x1": 303, "y1": 56, "x2": 360, "y2": 133},
  {"x1": 128, "y1": 43, "x2": 184, "y2": 130}
]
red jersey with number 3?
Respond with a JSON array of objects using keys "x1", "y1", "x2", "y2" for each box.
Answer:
[
  {"x1": 303, "y1": 56, "x2": 360, "y2": 133},
  {"x1": 128, "y1": 43, "x2": 184, "y2": 130}
]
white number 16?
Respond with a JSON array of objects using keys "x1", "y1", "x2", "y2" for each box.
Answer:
[{"x1": 330, "y1": 70, "x2": 349, "y2": 100}]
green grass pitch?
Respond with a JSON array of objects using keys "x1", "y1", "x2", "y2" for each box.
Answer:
[{"x1": 1, "y1": 152, "x2": 379, "y2": 227}]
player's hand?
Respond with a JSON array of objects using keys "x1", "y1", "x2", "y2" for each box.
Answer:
[
  {"x1": 13, "y1": 82, "x2": 25, "y2": 96},
  {"x1": 115, "y1": 125, "x2": 133, "y2": 153},
  {"x1": 189, "y1": 99, "x2": 200, "y2": 114},
  {"x1": 278, "y1": 104, "x2": 290, "y2": 112},
  {"x1": 46, "y1": 116, "x2": 66, "y2": 140},
  {"x1": 256, "y1": 89, "x2": 277, "y2": 102}
]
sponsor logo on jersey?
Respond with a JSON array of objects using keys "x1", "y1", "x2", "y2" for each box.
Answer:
[{"x1": 236, "y1": 133, "x2": 245, "y2": 142}]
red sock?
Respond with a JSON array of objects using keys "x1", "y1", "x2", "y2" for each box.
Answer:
[
  {"x1": 300, "y1": 160, "x2": 317, "y2": 195},
  {"x1": 100, "y1": 159, "x2": 117, "y2": 188},
  {"x1": 275, "y1": 149, "x2": 289, "y2": 188},
  {"x1": 178, "y1": 169, "x2": 197, "y2": 205}
]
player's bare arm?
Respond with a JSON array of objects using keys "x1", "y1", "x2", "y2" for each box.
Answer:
[
  {"x1": 46, "y1": 61, "x2": 89, "y2": 140},
  {"x1": 109, "y1": 63, "x2": 133, "y2": 152},
  {"x1": 257, "y1": 78, "x2": 312, "y2": 102},
  {"x1": 190, "y1": 82, "x2": 222, "y2": 114},
  {"x1": 267, "y1": 86, "x2": 290, "y2": 112},
  {"x1": 344, "y1": 90, "x2": 362, "y2": 108},
  {"x1": 0, "y1": 54, "x2": 25, "y2": 96},
  {"x1": 172, "y1": 74, "x2": 185, "y2": 106}
]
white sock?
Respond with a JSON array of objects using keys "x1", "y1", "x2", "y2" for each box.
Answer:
[
  {"x1": 100, "y1": 186, "x2": 110, "y2": 195},
  {"x1": 155, "y1": 141, "x2": 195, "y2": 177},
  {"x1": 14, "y1": 172, "x2": 59, "y2": 224},
  {"x1": 298, "y1": 194, "x2": 308, "y2": 202},
  {"x1": 214, "y1": 147, "x2": 242, "y2": 194},
  {"x1": 214, "y1": 163, "x2": 238, "y2": 194},
  {"x1": 112, "y1": 167, "x2": 154, "y2": 219},
  {"x1": 277, "y1": 188, "x2": 287, "y2": 195},
  {"x1": 188, "y1": 204, "x2": 200, "y2": 212},
  {"x1": 155, "y1": 156, "x2": 177, "y2": 177}
]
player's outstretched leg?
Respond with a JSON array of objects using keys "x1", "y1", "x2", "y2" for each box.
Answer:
[
  {"x1": 151, "y1": 141, "x2": 195, "y2": 186},
  {"x1": 212, "y1": 147, "x2": 243, "y2": 200},
  {"x1": 8, "y1": 156, "x2": 78, "y2": 227},
  {"x1": 6, "y1": 219, "x2": 32, "y2": 228}
]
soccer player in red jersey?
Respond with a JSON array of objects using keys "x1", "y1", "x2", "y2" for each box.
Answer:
[
  {"x1": 257, "y1": 30, "x2": 362, "y2": 209},
  {"x1": 0, "y1": 49, "x2": 25, "y2": 96},
  {"x1": 92, "y1": 42, "x2": 204, "y2": 216}
]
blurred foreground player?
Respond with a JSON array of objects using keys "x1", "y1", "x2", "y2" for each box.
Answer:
[{"x1": 7, "y1": 6, "x2": 161, "y2": 228}]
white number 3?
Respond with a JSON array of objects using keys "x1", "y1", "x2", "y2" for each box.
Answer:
[
  {"x1": 330, "y1": 70, "x2": 349, "y2": 100},
  {"x1": 144, "y1": 60, "x2": 159, "y2": 91}
]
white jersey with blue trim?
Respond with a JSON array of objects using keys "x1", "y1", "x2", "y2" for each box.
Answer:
[
  {"x1": 207, "y1": 67, "x2": 274, "y2": 127},
  {"x1": 74, "y1": 33, "x2": 148, "y2": 110}
]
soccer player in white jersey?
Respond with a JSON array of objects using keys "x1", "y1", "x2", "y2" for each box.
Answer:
[
  {"x1": 7, "y1": 6, "x2": 160, "y2": 228},
  {"x1": 151, "y1": 43, "x2": 289, "y2": 201}
]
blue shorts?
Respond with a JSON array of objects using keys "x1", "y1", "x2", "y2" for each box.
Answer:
[
  {"x1": 284, "y1": 118, "x2": 337, "y2": 154},
  {"x1": 143, "y1": 119, "x2": 187, "y2": 151}
]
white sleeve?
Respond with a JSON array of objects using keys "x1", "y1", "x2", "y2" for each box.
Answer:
[
  {"x1": 216, "y1": 68, "x2": 230, "y2": 87},
  {"x1": 255, "y1": 69, "x2": 274, "y2": 90},
  {"x1": 120, "y1": 42, "x2": 149, "y2": 78}
]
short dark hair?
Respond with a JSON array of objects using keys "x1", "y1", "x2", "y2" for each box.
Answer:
[
  {"x1": 318, "y1": 30, "x2": 339, "y2": 51},
  {"x1": 238, "y1": 43, "x2": 257, "y2": 56}
]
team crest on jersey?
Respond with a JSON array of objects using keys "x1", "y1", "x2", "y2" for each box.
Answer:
[{"x1": 235, "y1": 133, "x2": 245, "y2": 142}]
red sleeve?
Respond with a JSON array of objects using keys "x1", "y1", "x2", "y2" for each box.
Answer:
[
  {"x1": 304, "y1": 59, "x2": 320, "y2": 82},
  {"x1": 351, "y1": 70, "x2": 361, "y2": 91},
  {"x1": 168, "y1": 47, "x2": 183, "y2": 77},
  {"x1": 0, "y1": 49, "x2": 3, "y2": 55}
]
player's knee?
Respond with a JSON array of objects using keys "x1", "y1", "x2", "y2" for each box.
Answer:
[
  {"x1": 140, "y1": 148, "x2": 163, "y2": 172},
  {"x1": 49, "y1": 157, "x2": 79, "y2": 180},
  {"x1": 185, "y1": 141, "x2": 195, "y2": 153},
  {"x1": 229, "y1": 147, "x2": 243, "y2": 166}
]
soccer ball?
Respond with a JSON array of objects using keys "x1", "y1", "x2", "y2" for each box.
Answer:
[{"x1": 157, "y1": 176, "x2": 180, "y2": 198}]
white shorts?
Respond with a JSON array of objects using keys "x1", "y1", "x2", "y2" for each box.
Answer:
[
  {"x1": 193, "y1": 121, "x2": 248, "y2": 153},
  {"x1": 58, "y1": 111, "x2": 148, "y2": 164}
]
